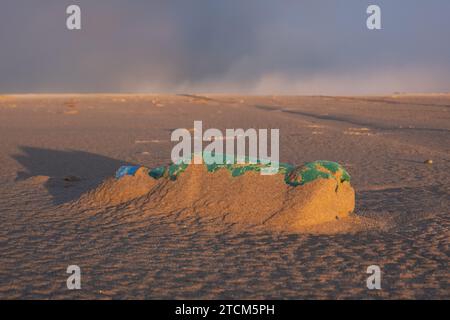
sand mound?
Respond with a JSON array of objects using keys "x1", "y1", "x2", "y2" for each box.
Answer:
[
  {"x1": 80, "y1": 167, "x2": 157, "y2": 206},
  {"x1": 77, "y1": 159, "x2": 356, "y2": 232}
]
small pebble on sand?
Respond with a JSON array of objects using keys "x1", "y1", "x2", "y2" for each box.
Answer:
[{"x1": 63, "y1": 175, "x2": 81, "y2": 182}]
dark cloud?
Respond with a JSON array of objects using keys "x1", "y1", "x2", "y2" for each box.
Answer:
[{"x1": 1, "y1": 0, "x2": 449, "y2": 94}]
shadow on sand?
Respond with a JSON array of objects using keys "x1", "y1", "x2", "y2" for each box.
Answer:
[{"x1": 13, "y1": 146, "x2": 134, "y2": 205}]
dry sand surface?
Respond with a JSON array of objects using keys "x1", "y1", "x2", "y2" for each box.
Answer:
[{"x1": 0, "y1": 94, "x2": 449, "y2": 299}]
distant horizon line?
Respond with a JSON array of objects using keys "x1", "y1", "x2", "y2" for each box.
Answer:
[{"x1": 1, "y1": 92, "x2": 449, "y2": 97}]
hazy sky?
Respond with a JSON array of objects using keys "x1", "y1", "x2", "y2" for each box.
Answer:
[{"x1": 1, "y1": 0, "x2": 449, "y2": 94}]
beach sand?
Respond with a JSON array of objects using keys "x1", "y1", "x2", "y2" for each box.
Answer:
[{"x1": 0, "y1": 94, "x2": 448, "y2": 299}]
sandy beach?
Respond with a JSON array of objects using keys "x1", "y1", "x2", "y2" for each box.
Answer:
[{"x1": 0, "y1": 94, "x2": 448, "y2": 299}]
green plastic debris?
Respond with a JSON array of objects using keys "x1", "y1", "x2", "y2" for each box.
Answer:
[{"x1": 116, "y1": 153, "x2": 351, "y2": 187}]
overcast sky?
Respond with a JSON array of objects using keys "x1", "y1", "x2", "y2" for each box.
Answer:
[{"x1": 1, "y1": 0, "x2": 449, "y2": 94}]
